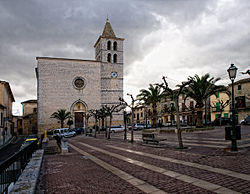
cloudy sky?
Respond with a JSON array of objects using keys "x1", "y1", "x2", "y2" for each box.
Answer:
[{"x1": 0, "y1": 0, "x2": 249, "y2": 115}]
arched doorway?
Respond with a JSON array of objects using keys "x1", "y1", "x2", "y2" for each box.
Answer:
[{"x1": 72, "y1": 101, "x2": 87, "y2": 128}]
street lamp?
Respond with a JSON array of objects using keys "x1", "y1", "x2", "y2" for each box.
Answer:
[
  {"x1": 145, "y1": 104, "x2": 148, "y2": 129},
  {"x1": 227, "y1": 64, "x2": 238, "y2": 151},
  {"x1": 127, "y1": 93, "x2": 135, "y2": 143}
]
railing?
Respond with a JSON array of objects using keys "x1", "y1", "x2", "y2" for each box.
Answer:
[{"x1": 0, "y1": 141, "x2": 37, "y2": 194}]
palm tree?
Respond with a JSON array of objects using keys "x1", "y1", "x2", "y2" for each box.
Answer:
[
  {"x1": 50, "y1": 109, "x2": 72, "y2": 128},
  {"x1": 137, "y1": 84, "x2": 165, "y2": 128},
  {"x1": 183, "y1": 74, "x2": 227, "y2": 128}
]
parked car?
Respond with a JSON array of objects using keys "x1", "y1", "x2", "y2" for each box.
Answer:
[
  {"x1": 110, "y1": 125, "x2": 124, "y2": 133},
  {"x1": 53, "y1": 128, "x2": 76, "y2": 138},
  {"x1": 241, "y1": 116, "x2": 250, "y2": 125},
  {"x1": 73, "y1": 127, "x2": 84, "y2": 134},
  {"x1": 21, "y1": 136, "x2": 39, "y2": 149},
  {"x1": 212, "y1": 117, "x2": 231, "y2": 126},
  {"x1": 133, "y1": 123, "x2": 145, "y2": 130}
]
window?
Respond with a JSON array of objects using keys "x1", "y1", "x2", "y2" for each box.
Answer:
[
  {"x1": 238, "y1": 85, "x2": 241, "y2": 90},
  {"x1": 0, "y1": 112, "x2": 3, "y2": 127},
  {"x1": 182, "y1": 103, "x2": 185, "y2": 111},
  {"x1": 216, "y1": 92, "x2": 219, "y2": 98},
  {"x1": 216, "y1": 102, "x2": 220, "y2": 111},
  {"x1": 215, "y1": 114, "x2": 221, "y2": 118},
  {"x1": 107, "y1": 41, "x2": 111, "y2": 50},
  {"x1": 190, "y1": 101, "x2": 194, "y2": 109},
  {"x1": 224, "y1": 113, "x2": 229, "y2": 118},
  {"x1": 113, "y1": 54, "x2": 117, "y2": 63},
  {"x1": 113, "y1": 41, "x2": 117, "y2": 50},
  {"x1": 137, "y1": 113, "x2": 139, "y2": 120},
  {"x1": 141, "y1": 112, "x2": 143, "y2": 117},
  {"x1": 107, "y1": 53, "x2": 111, "y2": 62},
  {"x1": 33, "y1": 108, "x2": 37, "y2": 113}
]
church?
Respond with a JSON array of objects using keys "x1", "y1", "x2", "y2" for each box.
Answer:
[{"x1": 36, "y1": 19, "x2": 124, "y2": 134}]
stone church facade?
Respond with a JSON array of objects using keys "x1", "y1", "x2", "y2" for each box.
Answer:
[{"x1": 36, "y1": 19, "x2": 124, "y2": 134}]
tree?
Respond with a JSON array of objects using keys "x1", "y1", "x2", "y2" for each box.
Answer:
[
  {"x1": 183, "y1": 74, "x2": 227, "y2": 128},
  {"x1": 50, "y1": 109, "x2": 72, "y2": 128},
  {"x1": 157, "y1": 76, "x2": 191, "y2": 149},
  {"x1": 98, "y1": 107, "x2": 108, "y2": 132},
  {"x1": 137, "y1": 84, "x2": 165, "y2": 128},
  {"x1": 89, "y1": 109, "x2": 100, "y2": 138},
  {"x1": 67, "y1": 119, "x2": 73, "y2": 129},
  {"x1": 119, "y1": 96, "x2": 138, "y2": 142},
  {"x1": 104, "y1": 104, "x2": 122, "y2": 139}
]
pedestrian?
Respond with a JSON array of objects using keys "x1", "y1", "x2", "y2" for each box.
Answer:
[
  {"x1": 54, "y1": 135, "x2": 62, "y2": 153},
  {"x1": 2, "y1": 128, "x2": 6, "y2": 144}
]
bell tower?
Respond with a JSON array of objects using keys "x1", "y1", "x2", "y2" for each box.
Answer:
[{"x1": 94, "y1": 19, "x2": 124, "y2": 123}]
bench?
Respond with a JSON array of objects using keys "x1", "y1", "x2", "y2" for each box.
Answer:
[
  {"x1": 85, "y1": 128, "x2": 93, "y2": 136},
  {"x1": 142, "y1": 129, "x2": 167, "y2": 144}
]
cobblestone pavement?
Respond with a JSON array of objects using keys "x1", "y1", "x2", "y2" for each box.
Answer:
[{"x1": 38, "y1": 126, "x2": 250, "y2": 193}]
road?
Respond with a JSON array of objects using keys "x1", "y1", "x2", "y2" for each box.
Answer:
[{"x1": 0, "y1": 136, "x2": 24, "y2": 163}]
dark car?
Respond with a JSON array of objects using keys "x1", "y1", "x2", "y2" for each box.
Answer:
[
  {"x1": 73, "y1": 127, "x2": 84, "y2": 134},
  {"x1": 213, "y1": 117, "x2": 231, "y2": 126},
  {"x1": 241, "y1": 116, "x2": 250, "y2": 125}
]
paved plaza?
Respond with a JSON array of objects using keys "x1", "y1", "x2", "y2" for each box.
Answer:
[{"x1": 37, "y1": 126, "x2": 250, "y2": 193}]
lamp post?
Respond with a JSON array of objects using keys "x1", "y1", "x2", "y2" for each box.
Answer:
[
  {"x1": 227, "y1": 64, "x2": 238, "y2": 151},
  {"x1": 145, "y1": 104, "x2": 148, "y2": 129},
  {"x1": 123, "y1": 109, "x2": 127, "y2": 140},
  {"x1": 127, "y1": 93, "x2": 135, "y2": 143}
]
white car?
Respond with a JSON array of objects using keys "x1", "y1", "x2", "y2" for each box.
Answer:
[
  {"x1": 53, "y1": 128, "x2": 76, "y2": 138},
  {"x1": 110, "y1": 125, "x2": 125, "y2": 133}
]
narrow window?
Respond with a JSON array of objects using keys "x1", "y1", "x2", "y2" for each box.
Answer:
[
  {"x1": 190, "y1": 101, "x2": 194, "y2": 109},
  {"x1": 113, "y1": 41, "x2": 117, "y2": 50},
  {"x1": 107, "y1": 53, "x2": 111, "y2": 62},
  {"x1": 216, "y1": 102, "x2": 220, "y2": 111},
  {"x1": 107, "y1": 41, "x2": 111, "y2": 50},
  {"x1": 216, "y1": 92, "x2": 219, "y2": 98},
  {"x1": 113, "y1": 54, "x2": 117, "y2": 63},
  {"x1": 238, "y1": 85, "x2": 241, "y2": 90},
  {"x1": 0, "y1": 112, "x2": 3, "y2": 127}
]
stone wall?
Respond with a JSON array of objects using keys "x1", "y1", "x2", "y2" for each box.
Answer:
[{"x1": 37, "y1": 58, "x2": 102, "y2": 134}]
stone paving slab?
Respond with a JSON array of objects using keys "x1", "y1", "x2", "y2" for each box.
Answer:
[
  {"x1": 37, "y1": 140, "x2": 144, "y2": 194},
  {"x1": 71, "y1": 135, "x2": 250, "y2": 193},
  {"x1": 72, "y1": 141, "x2": 214, "y2": 193},
  {"x1": 76, "y1": 141, "x2": 245, "y2": 193},
  {"x1": 85, "y1": 134, "x2": 250, "y2": 175}
]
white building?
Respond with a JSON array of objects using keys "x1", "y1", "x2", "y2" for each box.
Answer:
[{"x1": 36, "y1": 19, "x2": 124, "y2": 134}]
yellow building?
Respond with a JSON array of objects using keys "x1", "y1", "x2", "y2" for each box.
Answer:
[
  {"x1": 228, "y1": 78, "x2": 250, "y2": 122},
  {"x1": 210, "y1": 91, "x2": 230, "y2": 121},
  {"x1": 0, "y1": 80, "x2": 15, "y2": 138}
]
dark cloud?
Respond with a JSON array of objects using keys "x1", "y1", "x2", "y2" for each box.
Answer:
[{"x1": 0, "y1": 0, "x2": 250, "y2": 108}]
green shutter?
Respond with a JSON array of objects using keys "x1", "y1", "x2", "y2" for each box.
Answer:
[
  {"x1": 216, "y1": 102, "x2": 220, "y2": 111},
  {"x1": 215, "y1": 114, "x2": 220, "y2": 118},
  {"x1": 224, "y1": 113, "x2": 229, "y2": 118},
  {"x1": 216, "y1": 92, "x2": 219, "y2": 98}
]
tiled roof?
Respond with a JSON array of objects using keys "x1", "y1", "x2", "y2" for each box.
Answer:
[{"x1": 21, "y1": 99, "x2": 37, "y2": 104}]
